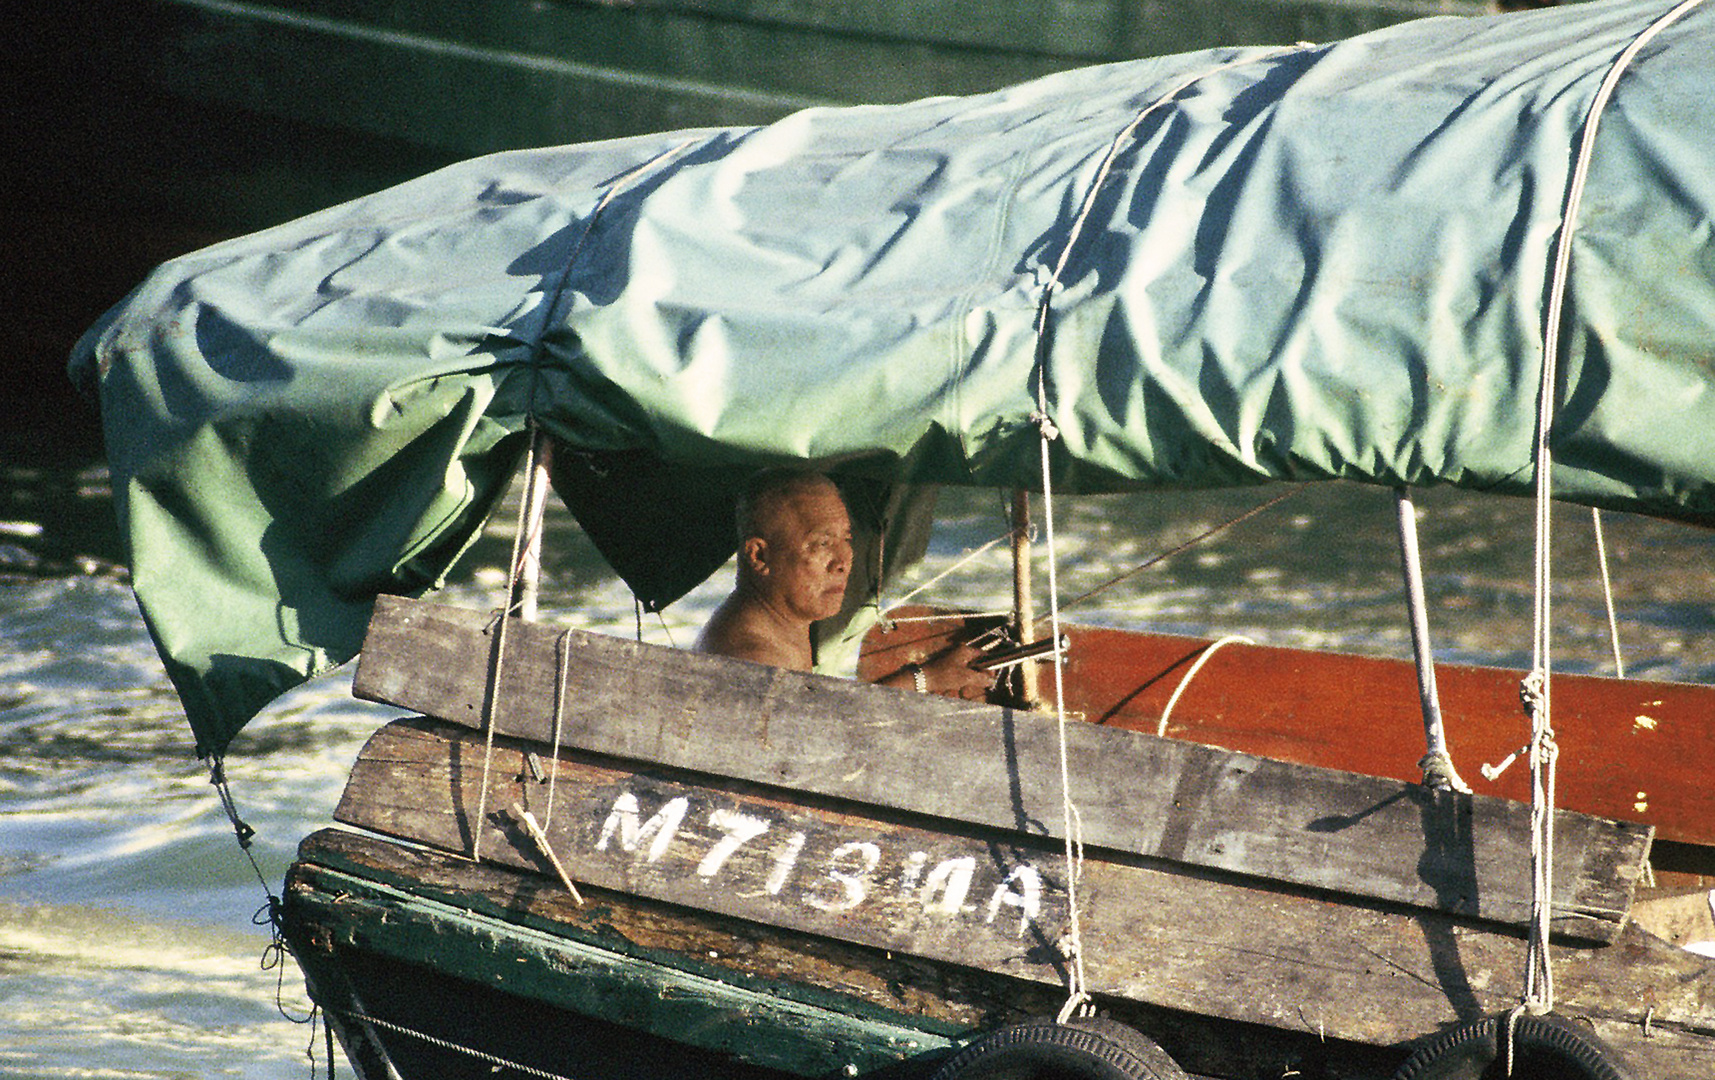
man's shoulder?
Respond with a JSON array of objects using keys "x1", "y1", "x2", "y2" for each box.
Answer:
[{"x1": 696, "y1": 602, "x2": 809, "y2": 670}]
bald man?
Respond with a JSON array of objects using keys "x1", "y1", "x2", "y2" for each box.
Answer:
[{"x1": 697, "y1": 469, "x2": 992, "y2": 698}]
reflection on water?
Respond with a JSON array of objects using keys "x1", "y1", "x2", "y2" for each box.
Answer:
[
  {"x1": 0, "y1": 469, "x2": 1710, "y2": 1076},
  {"x1": 0, "y1": 899, "x2": 317, "y2": 1080}
]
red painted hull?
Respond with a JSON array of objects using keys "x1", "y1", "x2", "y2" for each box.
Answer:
[{"x1": 859, "y1": 607, "x2": 1715, "y2": 855}]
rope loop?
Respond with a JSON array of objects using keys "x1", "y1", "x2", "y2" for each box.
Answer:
[
  {"x1": 1055, "y1": 989, "x2": 1096, "y2": 1026},
  {"x1": 1519, "y1": 669, "x2": 1547, "y2": 720},
  {"x1": 1418, "y1": 751, "x2": 1471, "y2": 795}
]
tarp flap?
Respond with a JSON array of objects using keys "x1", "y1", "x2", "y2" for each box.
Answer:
[{"x1": 71, "y1": 0, "x2": 1715, "y2": 755}]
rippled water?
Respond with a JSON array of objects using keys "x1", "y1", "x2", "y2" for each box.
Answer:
[{"x1": 1, "y1": 473, "x2": 1710, "y2": 1077}]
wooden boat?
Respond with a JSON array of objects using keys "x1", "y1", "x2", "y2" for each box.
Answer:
[
  {"x1": 70, "y1": 1, "x2": 1715, "y2": 1076},
  {"x1": 275, "y1": 593, "x2": 1714, "y2": 1078}
]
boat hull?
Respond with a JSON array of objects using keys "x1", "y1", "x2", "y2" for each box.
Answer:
[
  {"x1": 276, "y1": 597, "x2": 1715, "y2": 1079},
  {"x1": 860, "y1": 606, "x2": 1715, "y2": 873}
]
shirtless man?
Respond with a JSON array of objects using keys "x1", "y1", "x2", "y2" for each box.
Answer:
[{"x1": 697, "y1": 469, "x2": 993, "y2": 698}]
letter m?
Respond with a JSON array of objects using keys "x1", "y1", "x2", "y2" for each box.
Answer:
[{"x1": 595, "y1": 792, "x2": 689, "y2": 863}]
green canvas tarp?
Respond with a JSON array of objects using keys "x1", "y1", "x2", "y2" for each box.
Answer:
[{"x1": 71, "y1": 0, "x2": 1715, "y2": 756}]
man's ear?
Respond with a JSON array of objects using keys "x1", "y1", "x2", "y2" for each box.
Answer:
[{"x1": 741, "y1": 536, "x2": 770, "y2": 576}]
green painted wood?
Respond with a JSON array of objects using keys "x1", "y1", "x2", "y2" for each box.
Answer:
[
  {"x1": 351, "y1": 596, "x2": 1649, "y2": 942},
  {"x1": 291, "y1": 826, "x2": 1011, "y2": 1036},
  {"x1": 289, "y1": 829, "x2": 1386, "y2": 1080},
  {"x1": 284, "y1": 849, "x2": 958, "y2": 1076}
]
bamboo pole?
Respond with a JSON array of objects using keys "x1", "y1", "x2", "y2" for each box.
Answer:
[{"x1": 1011, "y1": 490, "x2": 1040, "y2": 707}]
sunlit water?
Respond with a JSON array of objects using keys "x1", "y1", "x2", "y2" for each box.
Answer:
[{"x1": 1, "y1": 474, "x2": 1710, "y2": 1078}]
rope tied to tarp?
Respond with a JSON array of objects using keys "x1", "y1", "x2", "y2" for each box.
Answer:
[
  {"x1": 1027, "y1": 406, "x2": 1095, "y2": 1024},
  {"x1": 471, "y1": 424, "x2": 547, "y2": 864},
  {"x1": 1516, "y1": 0, "x2": 1708, "y2": 1016},
  {"x1": 207, "y1": 758, "x2": 322, "y2": 1043},
  {"x1": 1022, "y1": 44, "x2": 1312, "y2": 1025}
]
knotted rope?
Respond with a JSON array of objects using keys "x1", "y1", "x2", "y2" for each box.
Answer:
[{"x1": 1516, "y1": 0, "x2": 1706, "y2": 1016}]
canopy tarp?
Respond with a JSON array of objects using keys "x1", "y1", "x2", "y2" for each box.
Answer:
[{"x1": 71, "y1": 0, "x2": 1715, "y2": 756}]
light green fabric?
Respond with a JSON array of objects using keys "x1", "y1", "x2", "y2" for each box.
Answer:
[{"x1": 71, "y1": 0, "x2": 1715, "y2": 755}]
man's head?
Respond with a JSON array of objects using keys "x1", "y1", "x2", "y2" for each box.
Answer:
[{"x1": 735, "y1": 469, "x2": 853, "y2": 623}]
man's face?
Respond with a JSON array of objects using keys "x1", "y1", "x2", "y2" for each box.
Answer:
[{"x1": 755, "y1": 483, "x2": 853, "y2": 623}]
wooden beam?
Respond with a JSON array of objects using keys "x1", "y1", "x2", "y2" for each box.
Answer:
[{"x1": 353, "y1": 596, "x2": 1647, "y2": 941}]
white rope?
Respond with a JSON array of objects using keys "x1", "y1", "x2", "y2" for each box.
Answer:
[
  {"x1": 883, "y1": 610, "x2": 1015, "y2": 626},
  {"x1": 1156, "y1": 635, "x2": 1256, "y2": 738},
  {"x1": 473, "y1": 138, "x2": 699, "y2": 862},
  {"x1": 1591, "y1": 508, "x2": 1625, "y2": 678},
  {"x1": 891, "y1": 530, "x2": 1014, "y2": 608},
  {"x1": 1520, "y1": 0, "x2": 1706, "y2": 1013},
  {"x1": 1021, "y1": 47, "x2": 1312, "y2": 1024},
  {"x1": 472, "y1": 429, "x2": 546, "y2": 863},
  {"x1": 1036, "y1": 45, "x2": 1307, "y2": 310},
  {"x1": 1032, "y1": 408, "x2": 1093, "y2": 1024}
]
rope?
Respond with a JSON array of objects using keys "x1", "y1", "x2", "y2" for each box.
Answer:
[
  {"x1": 481, "y1": 140, "x2": 699, "y2": 857},
  {"x1": 892, "y1": 529, "x2": 1016, "y2": 608},
  {"x1": 1591, "y1": 508, "x2": 1625, "y2": 678},
  {"x1": 883, "y1": 610, "x2": 1015, "y2": 626},
  {"x1": 1033, "y1": 45, "x2": 1306, "y2": 332},
  {"x1": 471, "y1": 428, "x2": 546, "y2": 864},
  {"x1": 1518, "y1": 0, "x2": 1706, "y2": 1013},
  {"x1": 331, "y1": 1007, "x2": 580, "y2": 1080},
  {"x1": 1155, "y1": 635, "x2": 1256, "y2": 737},
  {"x1": 1050, "y1": 487, "x2": 1302, "y2": 619},
  {"x1": 1019, "y1": 48, "x2": 1311, "y2": 1022},
  {"x1": 208, "y1": 757, "x2": 330, "y2": 1073},
  {"x1": 1032, "y1": 408, "x2": 1093, "y2": 1024}
]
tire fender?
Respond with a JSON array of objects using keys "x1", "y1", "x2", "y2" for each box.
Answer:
[
  {"x1": 1393, "y1": 1011, "x2": 1636, "y2": 1080},
  {"x1": 929, "y1": 1015, "x2": 1189, "y2": 1080}
]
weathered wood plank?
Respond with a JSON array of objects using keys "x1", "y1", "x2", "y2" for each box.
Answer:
[
  {"x1": 860, "y1": 605, "x2": 1715, "y2": 854},
  {"x1": 330, "y1": 716, "x2": 1715, "y2": 1065},
  {"x1": 291, "y1": 826, "x2": 1023, "y2": 1034},
  {"x1": 291, "y1": 826, "x2": 1401, "y2": 1080},
  {"x1": 352, "y1": 596, "x2": 1649, "y2": 941},
  {"x1": 338, "y1": 717, "x2": 1074, "y2": 978},
  {"x1": 284, "y1": 853, "x2": 957, "y2": 1076}
]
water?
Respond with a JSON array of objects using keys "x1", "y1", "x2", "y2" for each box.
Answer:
[{"x1": 1, "y1": 470, "x2": 1711, "y2": 1078}]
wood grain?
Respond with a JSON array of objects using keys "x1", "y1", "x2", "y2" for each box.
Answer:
[
  {"x1": 352, "y1": 596, "x2": 1649, "y2": 940},
  {"x1": 328, "y1": 716, "x2": 1714, "y2": 1066}
]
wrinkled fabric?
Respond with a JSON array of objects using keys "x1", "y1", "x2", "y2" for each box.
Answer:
[{"x1": 71, "y1": 0, "x2": 1715, "y2": 755}]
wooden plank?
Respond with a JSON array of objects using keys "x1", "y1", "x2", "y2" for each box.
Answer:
[
  {"x1": 860, "y1": 605, "x2": 1715, "y2": 853},
  {"x1": 330, "y1": 716, "x2": 1715, "y2": 1063},
  {"x1": 338, "y1": 717, "x2": 1074, "y2": 976},
  {"x1": 291, "y1": 826, "x2": 1022, "y2": 1035},
  {"x1": 352, "y1": 596, "x2": 1648, "y2": 940},
  {"x1": 291, "y1": 826, "x2": 1400, "y2": 1080},
  {"x1": 283, "y1": 852, "x2": 956, "y2": 1076}
]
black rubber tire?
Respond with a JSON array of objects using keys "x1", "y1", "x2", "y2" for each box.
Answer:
[
  {"x1": 929, "y1": 1016, "x2": 1190, "y2": 1080},
  {"x1": 1393, "y1": 1012, "x2": 1635, "y2": 1080}
]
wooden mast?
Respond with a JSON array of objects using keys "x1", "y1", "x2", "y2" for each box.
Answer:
[{"x1": 1010, "y1": 490, "x2": 1040, "y2": 707}]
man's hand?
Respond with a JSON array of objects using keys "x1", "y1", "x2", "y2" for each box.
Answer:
[{"x1": 921, "y1": 641, "x2": 995, "y2": 701}]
